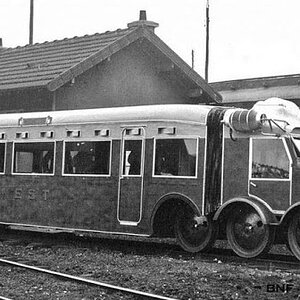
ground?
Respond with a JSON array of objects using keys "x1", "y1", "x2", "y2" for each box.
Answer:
[{"x1": 0, "y1": 231, "x2": 299, "y2": 300}]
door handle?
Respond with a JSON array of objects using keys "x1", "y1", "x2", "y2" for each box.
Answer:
[{"x1": 250, "y1": 182, "x2": 257, "y2": 187}]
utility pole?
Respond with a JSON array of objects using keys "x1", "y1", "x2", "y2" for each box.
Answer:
[
  {"x1": 205, "y1": 0, "x2": 209, "y2": 82},
  {"x1": 192, "y1": 49, "x2": 195, "y2": 69},
  {"x1": 29, "y1": 0, "x2": 34, "y2": 44}
]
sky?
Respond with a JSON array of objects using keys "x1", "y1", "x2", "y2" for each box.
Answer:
[{"x1": 0, "y1": 0, "x2": 300, "y2": 82}]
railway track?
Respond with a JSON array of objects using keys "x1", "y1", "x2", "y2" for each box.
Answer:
[
  {"x1": 204, "y1": 250, "x2": 300, "y2": 273},
  {"x1": 0, "y1": 296, "x2": 13, "y2": 300},
  {"x1": 1, "y1": 227, "x2": 300, "y2": 272},
  {"x1": 0, "y1": 257, "x2": 177, "y2": 300},
  {"x1": 1, "y1": 228, "x2": 300, "y2": 299}
]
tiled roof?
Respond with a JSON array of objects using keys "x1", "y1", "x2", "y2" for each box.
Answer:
[
  {"x1": 0, "y1": 28, "x2": 134, "y2": 91},
  {"x1": 0, "y1": 25, "x2": 221, "y2": 102}
]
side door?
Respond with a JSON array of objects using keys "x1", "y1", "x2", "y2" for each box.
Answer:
[
  {"x1": 249, "y1": 137, "x2": 292, "y2": 212},
  {"x1": 117, "y1": 127, "x2": 145, "y2": 225}
]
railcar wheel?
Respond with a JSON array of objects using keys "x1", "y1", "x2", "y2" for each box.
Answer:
[
  {"x1": 226, "y1": 206, "x2": 274, "y2": 258},
  {"x1": 175, "y1": 210, "x2": 217, "y2": 253},
  {"x1": 287, "y1": 211, "x2": 300, "y2": 260}
]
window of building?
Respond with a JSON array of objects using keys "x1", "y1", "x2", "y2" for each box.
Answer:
[
  {"x1": 122, "y1": 140, "x2": 142, "y2": 176},
  {"x1": 13, "y1": 142, "x2": 54, "y2": 174},
  {"x1": 64, "y1": 141, "x2": 111, "y2": 175},
  {"x1": 0, "y1": 143, "x2": 5, "y2": 173},
  {"x1": 251, "y1": 138, "x2": 290, "y2": 179},
  {"x1": 154, "y1": 138, "x2": 197, "y2": 177}
]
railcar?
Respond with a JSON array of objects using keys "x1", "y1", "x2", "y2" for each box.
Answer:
[{"x1": 0, "y1": 97, "x2": 300, "y2": 259}]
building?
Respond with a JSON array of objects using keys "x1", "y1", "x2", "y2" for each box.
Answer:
[
  {"x1": 0, "y1": 11, "x2": 221, "y2": 113},
  {"x1": 210, "y1": 74, "x2": 300, "y2": 109}
]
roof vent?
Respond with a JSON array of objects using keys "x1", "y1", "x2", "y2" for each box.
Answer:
[{"x1": 127, "y1": 10, "x2": 159, "y2": 32}]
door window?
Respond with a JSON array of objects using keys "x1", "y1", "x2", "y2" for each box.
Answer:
[
  {"x1": 251, "y1": 138, "x2": 290, "y2": 179},
  {"x1": 122, "y1": 140, "x2": 142, "y2": 176}
]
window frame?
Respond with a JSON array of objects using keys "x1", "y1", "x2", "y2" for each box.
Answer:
[
  {"x1": 12, "y1": 141, "x2": 56, "y2": 176},
  {"x1": 120, "y1": 128, "x2": 145, "y2": 178},
  {"x1": 62, "y1": 139, "x2": 112, "y2": 177},
  {"x1": 249, "y1": 137, "x2": 292, "y2": 181},
  {"x1": 0, "y1": 142, "x2": 6, "y2": 175},
  {"x1": 291, "y1": 136, "x2": 300, "y2": 157},
  {"x1": 152, "y1": 136, "x2": 199, "y2": 179}
]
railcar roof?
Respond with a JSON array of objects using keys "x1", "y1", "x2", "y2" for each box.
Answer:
[{"x1": 0, "y1": 104, "x2": 217, "y2": 127}]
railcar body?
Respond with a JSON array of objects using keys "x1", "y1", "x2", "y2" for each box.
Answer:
[{"x1": 0, "y1": 98, "x2": 300, "y2": 259}]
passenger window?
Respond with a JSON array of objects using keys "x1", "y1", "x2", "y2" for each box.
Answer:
[
  {"x1": 64, "y1": 141, "x2": 110, "y2": 175},
  {"x1": 252, "y1": 138, "x2": 290, "y2": 179},
  {"x1": 154, "y1": 138, "x2": 197, "y2": 177},
  {"x1": 122, "y1": 140, "x2": 142, "y2": 176},
  {"x1": 14, "y1": 142, "x2": 54, "y2": 174},
  {"x1": 0, "y1": 143, "x2": 5, "y2": 173}
]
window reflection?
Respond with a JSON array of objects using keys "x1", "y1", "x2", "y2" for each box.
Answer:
[
  {"x1": 14, "y1": 142, "x2": 54, "y2": 174},
  {"x1": 64, "y1": 141, "x2": 110, "y2": 175},
  {"x1": 252, "y1": 139, "x2": 289, "y2": 179},
  {"x1": 154, "y1": 139, "x2": 197, "y2": 177},
  {"x1": 122, "y1": 140, "x2": 142, "y2": 176}
]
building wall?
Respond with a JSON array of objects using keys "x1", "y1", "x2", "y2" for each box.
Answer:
[
  {"x1": 0, "y1": 89, "x2": 53, "y2": 113},
  {"x1": 0, "y1": 44, "x2": 197, "y2": 113},
  {"x1": 211, "y1": 76, "x2": 300, "y2": 109},
  {"x1": 55, "y1": 43, "x2": 189, "y2": 110}
]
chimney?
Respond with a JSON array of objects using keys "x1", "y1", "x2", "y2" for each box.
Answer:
[
  {"x1": 127, "y1": 10, "x2": 159, "y2": 32},
  {"x1": 0, "y1": 38, "x2": 2, "y2": 47}
]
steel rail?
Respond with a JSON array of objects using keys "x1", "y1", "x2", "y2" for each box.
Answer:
[
  {"x1": 0, "y1": 296, "x2": 13, "y2": 300},
  {"x1": 0, "y1": 258, "x2": 177, "y2": 300}
]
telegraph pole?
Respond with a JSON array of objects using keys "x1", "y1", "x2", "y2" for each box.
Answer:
[
  {"x1": 29, "y1": 0, "x2": 34, "y2": 44},
  {"x1": 192, "y1": 49, "x2": 195, "y2": 69},
  {"x1": 205, "y1": 0, "x2": 209, "y2": 82}
]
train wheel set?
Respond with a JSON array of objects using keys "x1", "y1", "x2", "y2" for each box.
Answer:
[
  {"x1": 174, "y1": 204, "x2": 300, "y2": 261},
  {"x1": 287, "y1": 211, "x2": 300, "y2": 260},
  {"x1": 174, "y1": 211, "x2": 217, "y2": 253},
  {"x1": 226, "y1": 206, "x2": 275, "y2": 258}
]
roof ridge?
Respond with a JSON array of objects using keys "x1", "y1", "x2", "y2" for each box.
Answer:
[{"x1": 2, "y1": 27, "x2": 133, "y2": 52}]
